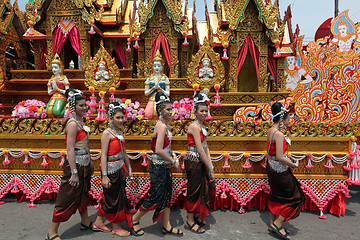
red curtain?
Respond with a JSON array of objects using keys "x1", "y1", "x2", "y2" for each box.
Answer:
[
  {"x1": 68, "y1": 26, "x2": 81, "y2": 56},
  {"x1": 40, "y1": 45, "x2": 47, "y2": 70},
  {"x1": 52, "y1": 26, "x2": 66, "y2": 55},
  {"x1": 267, "y1": 48, "x2": 277, "y2": 87},
  {"x1": 237, "y1": 35, "x2": 259, "y2": 81},
  {"x1": 152, "y1": 32, "x2": 171, "y2": 77},
  {"x1": 52, "y1": 25, "x2": 81, "y2": 56},
  {"x1": 114, "y1": 42, "x2": 127, "y2": 68}
]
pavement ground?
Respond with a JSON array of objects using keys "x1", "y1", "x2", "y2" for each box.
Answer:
[{"x1": 0, "y1": 185, "x2": 359, "y2": 240}]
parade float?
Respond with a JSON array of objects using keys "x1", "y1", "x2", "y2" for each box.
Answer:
[{"x1": 0, "y1": 0, "x2": 359, "y2": 219}]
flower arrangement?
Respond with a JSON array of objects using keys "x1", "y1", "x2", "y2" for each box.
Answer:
[
  {"x1": 122, "y1": 98, "x2": 145, "y2": 120},
  {"x1": 12, "y1": 99, "x2": 47, "y2": 118},
  {"x1": 171, "y1": 98, "x2": 193, "y2": 120}
]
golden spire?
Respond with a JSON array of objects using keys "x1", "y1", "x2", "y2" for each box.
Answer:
[
  {"x1": 153, "y1": 50, "x2": 163, "y2": 63},
  {"x1": 99, "y1": 57, "x2": 106, "y2": 65},
  {"x1": 202, "y1": 53, "x2": 210, "y2": 62}
]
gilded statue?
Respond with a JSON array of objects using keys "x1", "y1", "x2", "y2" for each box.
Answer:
[
  {"x1": 144, "y1": 50, "x2": 170, "y2": 119},
  {"x1": 95, "y1": 58, "x2": 110, "y2": 82},
  {"x1": 45, "y1": 54, "x2": 70, "y2": 118},
  {"x1": 198, "y1": 54, "x2": 214, "y2": 80},
  {"x1": 187, "y1": 39, "x2": 225, "y2": 90},
  {"x1": 84, "y1": 41, "x2": 120, "y2": 91}
]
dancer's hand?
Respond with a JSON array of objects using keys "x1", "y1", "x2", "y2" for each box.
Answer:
[
  {"x1": 172, "y1": 154, "x2": 180, "y2": 170},
  {"x1": 69, "y1": 174, "x2": 79, "y2": 187},
  {"x1": 90, "y1": 161, "x2": 94, "y2": 176},
  {"x1": 102, "y1": 176, "x2": 111, "y2": 189},
  {"x1": 128, "y1": 171, "x2": 134, "y2": 180},
  {"x1": 209, "y1": 171, "x2": 215, "y2": 182},
  {"x1": 291, "y1": 160, "x2": 299, "y2": 169},
  {"x1": 173, "y1": 160, "x2": 180, "y2": 170}
]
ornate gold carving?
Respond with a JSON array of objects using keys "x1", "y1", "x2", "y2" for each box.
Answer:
[
  {"x1": 26, "y1": 0, "x2": 103, "y2": 26},
  {"x1": 0, "y1": 2, "x2": 15, "y2": 35},
  {"x1": 277, "y1": 57, "x2": 286, "y2": 91},
  {"x1": 223, "y1": 0, "x2": 284, "y2": 44},
  {"x1": 217, "y1": 28, "x2": 235, "y2": 48},
  {"x1": 0, "y1": 66, "x2": 4, "y2": 92},
  {"x1": 187, "y1": 38, "x2": 225, "y2": 89},
  {"x1": 136, "y1": 3, "x2": 182, "y2": 77},
  {"x1": 84, "y1": 41, "x2": 120, "y2": 91},
  {"x1": 0, "y1": 118, "x2": 359, "y2": 139},
  {"x1": 136, "y1": 0, "x2": 188, "y2": 35}
]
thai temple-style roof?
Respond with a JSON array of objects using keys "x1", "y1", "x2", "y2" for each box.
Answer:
[
  {"x1": 24, "y1": 0, "x2": 104, "y2": 30},
  {"x1": 22, "y1": 0, "x2": 297, "y2": 56},
  {"x1": 193, "y1": 0, "x2": 297, "y2": 56},
  {"x1": 0, "y1": 0, "x2": 26, "y2": 38}
]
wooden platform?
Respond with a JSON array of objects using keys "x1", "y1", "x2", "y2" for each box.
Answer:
[{"x1": 0, "y1": 69, "x2": 290, "y2": 117}]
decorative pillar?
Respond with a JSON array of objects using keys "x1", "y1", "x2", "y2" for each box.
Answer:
[
  {"x1": 79, "y1": 29, "x2": 91, "y2": 69},
  {"x1": 258, "y1": 43, "x2": 268, "y2": 92},
  {"x1": 170, "y1": 37, "x2": 178, "y2": 77},
  {"x1": 0, "y1": 43, "x2": 6, "y2": 72},
  {"x1": 144, "y1": 37, "x2": 152, "y2": 63},
  {"x1": 136, "y1": 40, "x2": 145, "y2": 77},
  {"x1": 181, "y1": 45, "x2": 188, "y2": 77},
  {"x1": 228, "y1": 44, "x2": 239, "y2": 92},
  {"x1": 32, "y1": 41, "x2": 43, "y2": 70},
  {"x1": 277, "y1": 57, "x2": 285, "y2": 91},
  {"x1": 126, "y1": 41, "x2": 133, "y2": 69}
]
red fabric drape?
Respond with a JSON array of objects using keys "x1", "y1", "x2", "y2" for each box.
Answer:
[
  {"x1": 40, "y1": 45, "x2": 48, "y2": 70},
  {"x1": 237, "y1": 35, "x2": 260, "y2": 81},
  {"x1": 114, "y1": 42, "x2": 127, "y2": 68},
  {"x1": 152, "y1": 32, "x2": 171, "y2": 77},
  {"x1": 68, "y1": 26, "x2": 81, "y2": 56},
  {"x1": 267, "y1": 48, "x2": 277, "y2": 85},
  {"x1": 53, "y1": 25, "x2": 81, "y2": 56},
  {"x1": 53, "y1": 26, "x2": 66, "y2": 55}
]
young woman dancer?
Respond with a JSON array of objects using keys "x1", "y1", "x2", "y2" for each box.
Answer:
[
  {"x1": 93, "y1": 102, "x2": 133, "y2": 237},
  {"x1": 266, "y1": 102, "x2": 305, "y2": 240},
  {"x1": 184, "y1": 91, "x2": 215, "y2": 234},
  {"x1": 46, "y1": 89, "x2": 93, "y2": 240},
  {"x1": 131, "y1": 92, "x2": 183, "y2": 237}
]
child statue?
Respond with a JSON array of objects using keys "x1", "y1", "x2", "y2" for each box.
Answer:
[
  {"x1": 198, "y1": 54, "x2": 214, "y2": 80},
  {"x1": 45, "y1": 54, "x2": 70, "y2": 118},
  {"x1": 144, "y1": 50, "x2": 170, "y2": 119}
]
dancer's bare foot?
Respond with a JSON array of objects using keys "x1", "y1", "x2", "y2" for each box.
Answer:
[{"x1": 112, "y1": 228, "x2": 130, "y2": 237}]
